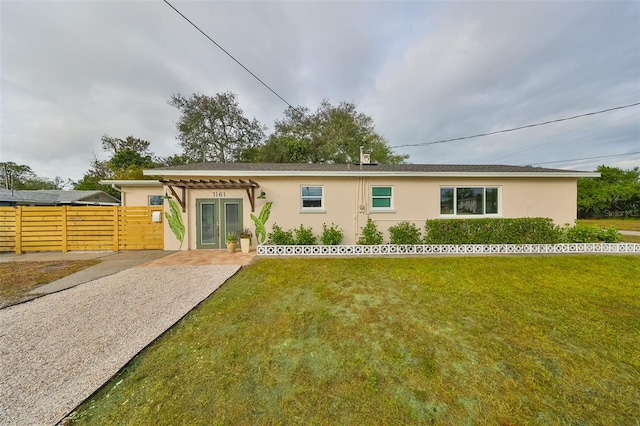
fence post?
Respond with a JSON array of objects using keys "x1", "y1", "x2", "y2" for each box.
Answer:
[
  {"x1": 113, "y1": 206, "x2": 120, "y2": 252},
  {"x1": 61, "y1": 206, "x2": 68, "y2": 253},
  {"x1": 14, "y1": 206, "x2": 22, "y2": 255}
]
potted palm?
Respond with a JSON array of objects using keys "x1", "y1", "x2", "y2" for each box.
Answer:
[
  {"x1": 226, "y1": 232, "x2": 238, "y2": 253},
  {"x1": 239, "y1": 228, "x2": 252, "y2": 253}
]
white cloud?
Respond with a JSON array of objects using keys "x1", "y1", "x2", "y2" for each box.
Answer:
[{"x1": 1, "y1": 1, "x2": 638, "y2": 181}]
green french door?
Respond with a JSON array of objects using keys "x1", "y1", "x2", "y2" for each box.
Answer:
[{"x1": 196, "y1": 198, "x2": 243, "y2": 249}]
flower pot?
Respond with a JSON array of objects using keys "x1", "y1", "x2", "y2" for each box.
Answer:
[
  {"x1": 227, "y1": 241, "x2": 237, "y2": 253},
  {"x1": 240, "y1": 237, "x2": 251, "y2": 253}
]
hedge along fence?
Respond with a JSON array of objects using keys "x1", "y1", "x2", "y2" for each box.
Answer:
[
  {"x1": 0, "y1": 206, "x2": 163, "y2": 254},
  {"x1": 257, "y1": 217, "x2": 638, "y2": 256}
]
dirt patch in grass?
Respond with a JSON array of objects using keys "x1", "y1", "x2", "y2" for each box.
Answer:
[
  {"x1": 0, "y1": 260, "x2": 100, "y2": 308},
  {"x1": 70, "y1": 256, "x2": 640, "y2": 425}
]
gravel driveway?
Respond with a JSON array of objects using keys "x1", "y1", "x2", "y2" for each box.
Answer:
[{"x1": 0, "y1": 263, "x2": 240, "y2": 426}]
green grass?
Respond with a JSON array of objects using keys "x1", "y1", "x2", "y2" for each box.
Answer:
[
  {"x1": 70, "y1": 257, "x2": 640, "y2": 425},
  {"x1": 0, "y1": 260, "x2": 100, "y2": 308},
  {"x1": 578, "y1": 218, "x2": 640, "y2": 231}
]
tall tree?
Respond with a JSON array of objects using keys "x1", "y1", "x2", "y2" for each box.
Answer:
[
  {"x1": 169, "y1": 92, "x2": 266, "y2": 163},
  {"x1": 1, "y1": 162, "x2": 69, "y2": 190},
  {"x1": 577, "y1": 166, "x2": 640, "y2": 217},
  {"x1": 75, "y1": 135, "x2": 158, "y2": 198},
  {"x1": 255, "y1": 100, "x2": 408, "y2": 164}
]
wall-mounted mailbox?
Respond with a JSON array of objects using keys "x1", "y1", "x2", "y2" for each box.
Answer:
[{"x1": 151, "y1": 211, "x2": 162, "y2": 222}]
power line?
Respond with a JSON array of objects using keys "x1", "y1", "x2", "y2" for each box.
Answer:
[
  {"x1": 163, "y1": 0, "x2": 294, "y2": 108},
  {"x1": 390, "y1": 102, "x2": 640, "y2": 149},
  {"x1": 493, "y1": 112, "x2": 640, "y2": 162},
  {"x1": 525, "y1": 151, "x2": 640, "y2": 166}
]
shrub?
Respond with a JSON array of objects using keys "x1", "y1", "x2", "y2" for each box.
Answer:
[
  {"x1": 321, "y1": 223, "x2": 344, "y2": 245},
  {"x1": 294, "y1": 225, "x2": 317, "y2": 245},
  {"x1": 423, "y1": 218, "x2": 564, "y2": 244},
  {"x1": 563, "y1": 224, "x2": 622, "y2": 243},
  {"x1": 357, "y1": 218, "x2": 383, "y2": 245},
  {"x1": 267, "y1": 224, "x2": 294, "y2": 245},
  {"x1": 388, "y1": 221, "x2": 422, "y2": 244}
]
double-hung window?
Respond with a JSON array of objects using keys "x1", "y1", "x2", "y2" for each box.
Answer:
[
  {"x1": 301, "y1": 186, "x2": 324, "y2": 212},
  {"x1": 371, "y1": 186, "x2": 394, "y2": 211},
  {"x1": 440, "y1": 186, "x2": 499, "y2": 216}
]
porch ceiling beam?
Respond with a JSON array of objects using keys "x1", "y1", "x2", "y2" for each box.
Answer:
[{"x1": 160, "y1": 178, "x2": 260, "y2": 212}]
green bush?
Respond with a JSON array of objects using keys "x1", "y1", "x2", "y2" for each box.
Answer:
[
  {"x1": 563, "y1": 224, "x2": 622, "y2": 243},
  {"x1": 294, "y1": 225, "x2": 317, "y2": 245},
  {"x1": 321, "y1": 223, "x2": 344, "y2": 245},
  {"x1": 357, "y1": 218, "x2": 383, "y2": 245},
  {"x1": 423, "y1": 218, "x2": 564, "y2": 244},
  {"x1": 267, "y1": 224, "x2": 294, "y2": 245},
  {"x1": 388, "y1": 221, "x2": 422, "y2": 244}
]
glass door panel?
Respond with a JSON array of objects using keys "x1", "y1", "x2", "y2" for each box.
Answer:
[
  {"x1": 197, "y1": 201, "x2": 217, "y2": 249},
  {"x1": 223, "y1": 202, "x2": 240, "y2": 247}
]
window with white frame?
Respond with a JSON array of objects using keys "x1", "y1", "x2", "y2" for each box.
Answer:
[
  {"x1": 301, "y1": 186, "x2": 324, "y2": 211},
  {"x1": 148, "y1": 195, "x2": 164, "y2": 206},
  {"x1": 440, "y1": 187, "x2": 499, "y2": 216},
  {"x1": 371, "y1": 186, "x2": 393, "y2": 211}
]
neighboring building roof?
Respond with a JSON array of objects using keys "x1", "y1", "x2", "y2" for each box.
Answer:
[
  {"x1": 0, "y1": 190, "x2": 120, "y2": 206},
  {"x1": 144, "y1": 162, "x2": 600, "y2": 178}
]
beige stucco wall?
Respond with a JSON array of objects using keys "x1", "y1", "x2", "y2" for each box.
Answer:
[
  {"x1": 118, "y1": 175, "x2": 579, "y2": 248},
  {"x1": 118, "y1": 184, "x2": 163, "y2": 207}
]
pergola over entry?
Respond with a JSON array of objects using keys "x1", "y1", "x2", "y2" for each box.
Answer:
[{"x1": 160, "y1": 179, "x2": 261, "y2": 213}]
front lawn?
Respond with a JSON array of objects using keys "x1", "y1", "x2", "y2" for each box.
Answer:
[
  {"x1": 70, "y1": 256, "x2": 640, "y2": 425},
  {"x1": 577, "y1": 218, "x2": 640, "y2": 231}
]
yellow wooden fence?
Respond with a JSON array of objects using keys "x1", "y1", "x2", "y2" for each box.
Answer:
[{"x1": 0, "y1": 206, "x2": 163, "y2": 253}]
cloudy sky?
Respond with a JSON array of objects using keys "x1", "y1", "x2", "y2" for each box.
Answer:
[{"x1": 1, "y1": 1, "x2": 639, "y2": 183}]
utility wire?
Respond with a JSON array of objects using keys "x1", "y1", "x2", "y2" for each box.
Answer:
[
  {"x1": 390, "y1": 102, "x2": 640, "y2": 149},
  {"x1": 493, "y1": 112, "x2": 640, "y2": 162},
  {"x1": 525, "y1": 151, "x2": 640, "y2": 166},
  {"x1": 163, "y1": 0, "x2": 294, "y2": 108}
]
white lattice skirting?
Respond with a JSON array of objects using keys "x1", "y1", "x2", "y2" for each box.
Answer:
[{"x1": 257, "y1": 243, "x2": 640, "y2": 256}]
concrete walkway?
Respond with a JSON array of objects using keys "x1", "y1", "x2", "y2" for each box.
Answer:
[
  {"x1": 620, "y1": 230, "x2": 640, "y2": 236},
  {"x1": 0, "y1": 250, "x2": 256, "y2": 425}
]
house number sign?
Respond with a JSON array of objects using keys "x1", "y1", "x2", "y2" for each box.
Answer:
[{"x1": 212, "y1": 191, "x2": 227, "y2": 197}]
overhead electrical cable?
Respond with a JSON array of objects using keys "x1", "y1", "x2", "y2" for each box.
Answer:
[
  {"x1": 525, "y1": 151, "x2": 640, "y2": 166},
  {"x1": 163, "y1": 0, "x2": 294, "y2": 108},
  {"x1": 493, "y1": 112, "x2": 640, "y2": 162},
  {"x1": 390, "y1": 102, "x2": 640, "y2": 149}
]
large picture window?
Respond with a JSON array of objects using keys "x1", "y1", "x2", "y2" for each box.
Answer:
[
  {"x1": 440, "y1": 187, "x2": 499, "y2": 216},
  {"x1": 301, "y1": 186, "x2": 324, "y2": 211},
  {"x1": 371, "y1": 186, "x2": 393, "y2": 211}
]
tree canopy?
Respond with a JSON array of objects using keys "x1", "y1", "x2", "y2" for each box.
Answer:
[
  {"x1": 1, "y1": 162, "x2": 70, "y2": 190},
  {"x1": 75, "y1": 135, "x2": 159, "y2": 198},
  {"x1": 169, "y1": 92, "x2": 266, "y2": 163},
  {"x1": 577, "y1": 166, "x2": 640, "y2": 217},
  {"x1": 251, "y1": 100, "x2": 407, "y2": 164}
]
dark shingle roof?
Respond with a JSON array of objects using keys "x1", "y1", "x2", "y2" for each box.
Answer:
[{"x1": 148, "y1": 162, "x2": 592, "y2": 174}]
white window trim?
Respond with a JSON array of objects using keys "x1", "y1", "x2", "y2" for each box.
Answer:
[
  {"x1": 300, "y1": 185, "x2": 325, "y2": 213},
  {"x1": 370, "y1": 185, "x2": 395, "y2": 213},
  {"x1": 439, "y1": 186, "x2": 501, "y2": 217}
]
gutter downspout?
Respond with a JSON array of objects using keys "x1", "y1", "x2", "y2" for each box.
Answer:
[{"x1": 110, "y1": 184, "x2": 124, "y2": 206}]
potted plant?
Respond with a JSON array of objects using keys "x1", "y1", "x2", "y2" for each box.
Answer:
[
  {"x1": 239, "y1": 228, "x2": 252, "y2": 253},
  {"x1": 226, "y1": 232, "x2": 238, "y2": 253}
]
